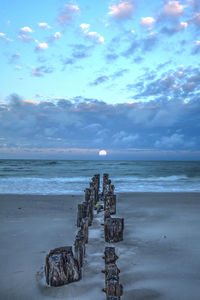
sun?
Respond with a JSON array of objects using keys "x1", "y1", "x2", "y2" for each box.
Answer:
[{"x1": 99, "y1": 150, "x2": 107, "y2": 156}]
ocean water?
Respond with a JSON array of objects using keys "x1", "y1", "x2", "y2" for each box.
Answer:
[{"x1": 0, "y1": 159, "x2": 199, "y2": 194}]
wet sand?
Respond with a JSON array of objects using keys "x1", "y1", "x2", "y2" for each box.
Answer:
[{"x1": 0, "y1": 193, "x2": 200, "y2": 300}]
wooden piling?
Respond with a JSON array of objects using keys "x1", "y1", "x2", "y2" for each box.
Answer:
[
  {"x1": 104, "y1": 217, "x2": 124, "y2": 243},
  {"x1": 45, "y1": 246, "x2": 81, "y2": 286},
  {"x1": 103, "y1": 247, "x2": 118, "y2": 265},
  {"x1": 81, "y1": 217, "x2": 89, "y2": 244},
  {"x1": 77, "y1": 202, "x2": 89, "y2": 227},
  {"x1": 104, "y1": 193, "x2": 116, "y2": 215},
  {"x1": 74, "y1": 229, "x2": 85, "y2": 268}
]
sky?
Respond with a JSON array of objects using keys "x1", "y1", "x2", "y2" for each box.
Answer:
[{"x1": 0, "y1": 0, "x2": 200, "y2": 160}]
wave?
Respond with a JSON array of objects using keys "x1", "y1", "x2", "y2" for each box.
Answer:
[{"x1": 113, "y1": 175, "x2": 191, "y2": 182}]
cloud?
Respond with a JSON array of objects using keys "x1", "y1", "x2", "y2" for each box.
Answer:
[
  {"x1": 108, "y1": 1, "x2": 134, "y2": 21},
  {"x1": 140, "y1": 17, "x2": 155, "y2": 28},
  {"x1": 164, "y1": 1, "x2": 185, "y2": 17},
  {"x1": 38, "y1": 22, "x2": 51, "y2": 29},
  {"x1": 105, "y1": 53, "x2": 119, "y2": 62},
  {"x1": 128, "y1": 66, "x2": 200, "y2": 103},
  {"x1": 190, "y1": 12, "x2": 200, "y2": 28},
  {"x1": 1, "y1": 93, "x2": 199, "y2": 154},
  {"x1": 18, "y1": 34, "x2": 32, "y2": 42},
  {"x1": 58, "y1": 4, "x2": 80, "y2": 25},
  {"x1": 48, "y1": 32, "x2": 62, "y2": 43},
  {"x1": 31, "y1": 65, "x2": 54, "y2": 77},
  {"x1": 35, "y1": 41, "x2": 48, "y2": 51},
  {"x1": 20, "y1": 26, "x2": 33, "y2": 33},
  {"x1": 80, "y1": 23, "x2": 90, "y2": 30},
  {"x1": 90, "y1": 76, "x2": 109, "y2": 86},
  {"x1": 9, "y1": 53, "x2": 20, "y2": 64},
  {"x1": 79, "y1": 24, "x2": 104, "y2": 44},
  {"x1": 155, "y1": 133, "x2": 184, "y2": 148},
  {"x1": 191, "y1": 40, "x2": 200, "y2": 54},
  {"x1": 161, "y1": 21, "x2": 188, "y2": 35},
  {"x1": 0, "y1": 33, "x2": 6, "y2": 39},
  {"x1": 87, "y1": 32, "x2": 104, "y2": 43},
  {"x1": 71, "y1": 44, "x2": 93, "y2": 59},
  {"x1": 90, "y1": 69, "x2": 128, "y2": 86}
]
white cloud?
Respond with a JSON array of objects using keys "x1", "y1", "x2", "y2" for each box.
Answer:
[
  {"x1": 53, "y1": 32, "x2": 62, "y2": 39},
  {"x1": 0, "y1": 32, "x2": 12, "y2": 42},
  {"x1": 20, "y1": 26, "x2": 33, "y2": 33},
  {"x1": 35, "y1": 41, "x2": 48, "y2": 51},
  {"x1": 179, "y1": 21, "x2": 188, "y2": 29},
  {"x1": 87, "y1": 32, "x2": 104, "y2": 43},
  {"x1": 38, "y1": 22, "x2": 51, "y2": 29},
  {"x1": 0, "y1": 33, "x2": 6, "y2": 39},
  {"x1": 140, "y1": 17, "x2": 155, "y2": 28},
  {"x1": 80, "y1": 23, "x2": 90, "y2": 31},
  {"x1": 164, "y1": 1, "x2": 185, "y2": 16},
  {"x1": 80, "y1": 24, "x2": 104, "y2": 44},
  {"x1": 108, "y1": 1, "x2": 134, "y2": 20}
]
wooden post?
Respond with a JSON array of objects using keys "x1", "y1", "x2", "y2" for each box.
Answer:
[
  {"x1": 74, "y1": 229, "x2": 85, "y2": 268},
  {"x1": 77, "y1": 202, "x2": 89, "y2": 227},
  {"x1": 106, "y1": 279, "x2": 123, "y2": 299},
  {"x1": 103, "y1": 247, "x2": 118, "y2": 265},
  {"x1": 84, "y1": 188, "x2": 91, "y2": 203},
  {"x1": 81, "y1": 217, "x2": 89, "y2": 244},
  {"x1": 104, "y1": 210, "x2": 111, "y2": 222},
  {"x1": 103, "y1": 263, "x2": 120, "y2": 284},
  {"x1": 104, "y1": 193, "x2": 116, "y2": 215},
  {"x1": 104, "y1": 217, "x2": 124, "y2": 243},
  {"x1": 45, "y1": 246, "x2": 81, "y2": 286},
  {"x1": 103, "y1": 173, "x2": 109, "y2": 195}
]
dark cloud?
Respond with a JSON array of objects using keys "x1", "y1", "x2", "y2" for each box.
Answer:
[
  {"x1": 9, "y1": 53, "x2": 20, "y2": 64},
  {"x1": 1, "y1": 92, "x2": 200, "y2": 153},
  {"x1": 191, "y1": 42, "x2": 200, "y2": 54},
  {"x1": 71, "y1": 44, "x2": 92, "y2": 59},
  {"x1": 122, "y1": 33, "x2": 158, "y2": 58},
  {"x1": 105, "y1": 53, "x2": 119, "y2": 62},
  {"x1": 32, "y1": 65, "x2": 54, "y2": 77},
  {"x1": 90, "y1": 69, "x2": 129, "y2": 86},
  {"x1": 58, "y1": 4, "x2": 80, "y2": 25},
  {"x1": 128, "y1": 66, "x2": 200, "y2": 102},
  {"x1": 90, "y1": 76, "x2": 109, "y2": 86}
]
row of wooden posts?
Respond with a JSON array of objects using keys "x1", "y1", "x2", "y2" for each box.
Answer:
[
  {"x1": 102, "y1": 173, "x2": 123, "y2": 300},
  {"x1": 44, "y1": 173, "x2": 124, "y2": 299}
]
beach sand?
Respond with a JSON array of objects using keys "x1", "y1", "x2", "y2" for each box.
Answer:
[{"x1": 0, "y1": 192, "x2": 200, "y2": 300}]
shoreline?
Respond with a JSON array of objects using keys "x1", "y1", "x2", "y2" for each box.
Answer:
[{"x1": 0, "y1": 192, "x2": 200, "y2": 299}]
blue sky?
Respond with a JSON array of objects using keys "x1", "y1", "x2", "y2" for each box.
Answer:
[{"x1": 0, "y1": 0, "x2": 200, "y2": 160}]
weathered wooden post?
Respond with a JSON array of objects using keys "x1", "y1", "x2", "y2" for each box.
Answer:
[
  {"x1": 74, "y1": 229, "x2": 85, "y2": 268},
  {"x1": 104, "y1": 217, "x2": 124, "y2": 243},
  {"x1": 77, "y1": 202, "x2": 89, "y2": 227},
  {"x1": 104, "y1": 193, "x2": 116, "y2": 215},
  {"x1": 104, "y1": 210, "x2": 111, "y2": 222},
  {"x1": 103, "y1": 173, "x2": 109, "y2": 195},
  {"x1": 103, "y1": 247, "x2": 118, "y2": 265},
  {"x1": 105, "y1": 280, "x2": 123, "y2": 299},
  {"x1": 84, "y1": 188, "x2": 91, "y2": 203},
  {"x1": 45, "y1": 246, "x2": 81, "y2": 286},
  {"x1": 81, "y1": 217, "x2": 89, "y2": 244},
  {"x1": 103, "y1": 263, "x2": 120, "y2": 284}
]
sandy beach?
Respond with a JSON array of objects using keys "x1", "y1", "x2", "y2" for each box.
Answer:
[{"x1": 0, "y1": 192, "x2": 200, "y2": 300}]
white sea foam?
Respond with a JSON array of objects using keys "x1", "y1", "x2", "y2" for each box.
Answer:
[{"x1": 0, "y1": 175, "x2": 199, "y2": 194}]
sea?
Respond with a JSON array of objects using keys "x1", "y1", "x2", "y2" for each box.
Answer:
[{"x1": 0, "y1": 159, "x2": 199, "y2": 194}]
